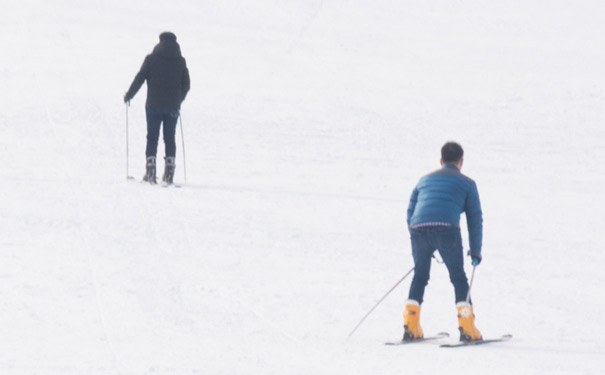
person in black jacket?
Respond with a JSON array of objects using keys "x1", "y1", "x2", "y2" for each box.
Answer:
[{"x1": 124, "y1": 32, "x2": 190, "y2": 184}]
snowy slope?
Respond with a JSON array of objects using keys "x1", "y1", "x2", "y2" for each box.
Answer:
[{"x1": 2, "y1": 0, "x2": 605, "y2": 374}]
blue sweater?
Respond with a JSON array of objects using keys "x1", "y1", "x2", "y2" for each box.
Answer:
[{"x1": 407, "y1": 164, "x2": 483, "y2": 255}]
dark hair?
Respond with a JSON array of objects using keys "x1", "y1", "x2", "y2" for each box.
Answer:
[
  {"x1": 159, "y1": 32, "x2": 177, "y2": 41},
  {"x1": 441, "y1": 142, "x2": 464, "y2": 163}
]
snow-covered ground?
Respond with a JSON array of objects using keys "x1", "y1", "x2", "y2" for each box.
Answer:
[{"x1": 2, "y1": 0, "x2": 605, "y2": 374}]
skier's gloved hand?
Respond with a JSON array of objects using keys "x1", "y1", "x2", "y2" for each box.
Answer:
[
  {"x1": 471, "y1": 256, "x2": 481, "y2": 266},
  {"x1": 468, "y1": 250, "x2": 482, "y2": 266},
  {"x1": 124, "y1": 93, "x2": 131, "y2": 104}
]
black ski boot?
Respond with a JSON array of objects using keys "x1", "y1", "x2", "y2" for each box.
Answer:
[
  {"x1": 162, "y1": 157, "x2": 176, "y2": 184},
  {"x1": 143, "y1": 156, "x2": 157, "y2": 184}
]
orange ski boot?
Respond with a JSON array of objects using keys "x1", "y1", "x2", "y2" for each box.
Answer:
[
  {"x1": 403, "y1": 300, "x2": 424, "y2": 341},
  {"x1": 456, "y1": 302, "x2": 482, "y2": 342}
]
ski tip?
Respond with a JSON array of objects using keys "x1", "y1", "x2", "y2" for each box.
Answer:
[{"x1": 384, "y1": 341, "x2": 401, "y2": 346}]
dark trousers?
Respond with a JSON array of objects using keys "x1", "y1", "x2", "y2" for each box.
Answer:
[
  {"x1": 145, "y1": 107, "x2": 179, "y2": 158},
  {"x1": 408, "y1": 226, "x2": 470, "y2": 304}
]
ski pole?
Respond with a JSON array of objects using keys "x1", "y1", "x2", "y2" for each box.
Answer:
[
  {"x1": 179, "y1": 114, "x2": 187, "y2": 183},
  {"x1": 465, "y1": 264, "x2": 477, "y2": 304},
  {"x1": 347, "y1": 266, "x2": 415, "y2": 340},
  {"x1": 125, "y1": 103, "x2": 133, "y2": 180}
]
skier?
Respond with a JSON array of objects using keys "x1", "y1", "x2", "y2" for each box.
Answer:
[
  {"x1": 124, "y1": 31, "x2": 190, "y2": 184},
  {"x1": 404, "y1": 142, "x2": 483, "y2": 342}
]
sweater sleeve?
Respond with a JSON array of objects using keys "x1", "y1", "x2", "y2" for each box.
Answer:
[
  {"x1": 465, "y1": 181, "x2": 483, "y2": 255},
  {"x1": 181, "y1": 64, "x2": 190, "y2": 103},
  {"x1": 125, "y1": 56, "x2": 150, "y2": 101},
  {"x1": 407, "y1": 187, "x2": 419, "y2": 229}
]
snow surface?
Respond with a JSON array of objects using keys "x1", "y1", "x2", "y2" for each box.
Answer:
[{"x1": 2, "y1": 0, "x2": 605, "y2": 374}]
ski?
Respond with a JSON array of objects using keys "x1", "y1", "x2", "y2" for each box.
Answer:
[
  {"x1": 385, "y1": 332, "x2": 449, "y2": 345},
  {"x1": 440, "y1": 334, "x2": 512, "y2": 348},
  {"x1": 161, "y1": 183, "x2": 182, "y2": 188}
]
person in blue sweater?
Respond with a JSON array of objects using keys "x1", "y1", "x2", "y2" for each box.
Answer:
[{"x1": 403, "y1": 142, "x2": 483, "y2": 342}]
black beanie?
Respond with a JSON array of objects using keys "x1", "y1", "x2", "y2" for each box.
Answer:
[{"x1": 159, "y1": 32, "x2": 177, "y2": 41}]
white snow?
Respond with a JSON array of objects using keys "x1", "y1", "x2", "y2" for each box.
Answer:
[{"x1": 2, "y1": 0, "x2": 605, "y2": 374}]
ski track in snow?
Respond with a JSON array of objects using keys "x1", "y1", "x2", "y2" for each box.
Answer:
[{"x1": 2, "y1": 0, "x2": 605, "y2": 374}]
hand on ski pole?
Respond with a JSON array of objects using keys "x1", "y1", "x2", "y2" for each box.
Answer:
[{"x1": 468, "y1": 250, "x2": 482, "y2": 266}]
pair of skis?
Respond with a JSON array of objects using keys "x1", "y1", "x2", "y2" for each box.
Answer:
[
  {"x1": 133, "y1": 178, "x2": 182, "y2": 188},
  {"x1": 127, "y1": 175, "x2": 182, "y2": 188},
  {"x1": 385, "y1": 332, "x2": 512, "y2": 348}
]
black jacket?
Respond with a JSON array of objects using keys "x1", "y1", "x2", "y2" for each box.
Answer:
[{"x1": 125, "y1": 35, "x2": 190, "y2": 110}]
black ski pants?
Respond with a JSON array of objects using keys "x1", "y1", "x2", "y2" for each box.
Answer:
[{"x1": 145, "y1": 107, "x2": 179, "y2": 158}]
